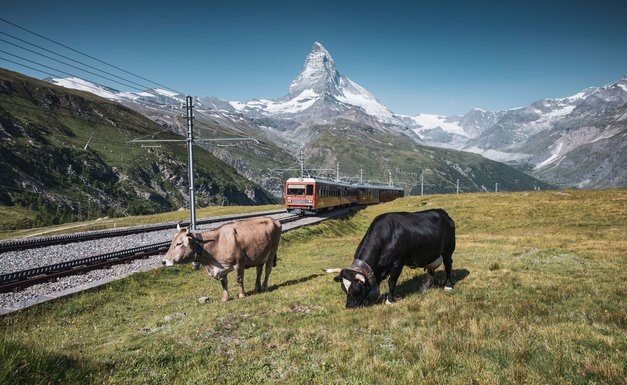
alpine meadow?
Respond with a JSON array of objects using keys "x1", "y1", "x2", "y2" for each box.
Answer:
[
  {"x1": 1, "y1": 189, "x2": 625, "y2": 384},
  {"x1": 1, "y1": 4, "x2": 626, "y2": 385}
]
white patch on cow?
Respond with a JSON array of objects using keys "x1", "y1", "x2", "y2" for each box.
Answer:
[
  {"x1": 385, "y1": 298, "x2": 393, "y2": 305},
  {"x1": 425, "y1": 256, "x2": 443, "y2": 271},
  {"x1": 354, "y1": 273, "x2": 366, "y2": 283},
  {"x1": 342, "y1": 278, "x2": 352, "y2": 292},
  {"x1": 208, "y1": 265, "x2": 233, "y2": 279},
  {"x1": 444, "y1": 286, "x2": 453, "y2": 291}
]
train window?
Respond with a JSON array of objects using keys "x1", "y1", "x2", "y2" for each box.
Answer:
[
  {"x1": 306, "y1": 184, "x2": 314, "y2": 195},
  {"x1": 287, "y1": 184, "x2": 305, "y2": 195}
]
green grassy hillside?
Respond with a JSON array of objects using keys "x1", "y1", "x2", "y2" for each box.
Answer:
[
  {"x1": 1, "y1": 189, "x2": 625, "y2": 384},
  {"x1": 0, "y1": 68, "x2": 275, "y2": 229},
  {"x1": 301, "y1": 119, "x2": 552, "y2": 193}
]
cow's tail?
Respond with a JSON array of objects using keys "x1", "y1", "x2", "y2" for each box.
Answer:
[{"x1": 275, "y1": 219, "x2": 283, "y2": 268}]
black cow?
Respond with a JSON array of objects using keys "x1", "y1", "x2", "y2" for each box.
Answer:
[{"x1": 328, "y1": 209, "x2": 455, "y2": 308}]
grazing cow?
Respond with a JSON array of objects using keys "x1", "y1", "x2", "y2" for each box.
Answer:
[
  {"x1": 326, "y1": 209, "x2": 455, "y2": 308},
  {"x1": 162, "y1": 217, "x2": 282, "y2": 302}
]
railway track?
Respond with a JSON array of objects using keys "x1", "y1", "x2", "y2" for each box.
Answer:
[
  {"x1": 0, "y1": 210, "x2": 285, "y2": 253},
  {"x1": 0, "y1": 213, "x2": 308, "y2": 293}
]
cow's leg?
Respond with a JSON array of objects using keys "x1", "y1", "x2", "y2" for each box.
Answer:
[
  {"x1": 443, "y1": 253, "x2": 453, "y2": 291},
  {"x1": 260, "y1": 256, "x2": 274, "y2": 292},
  {"x1": 420, "y1": 271, "x2": 434, "y2": 292},
  {"x1": 385, "y1": 266, "x2": 403, "y2": 305},
  {"x1": 235, "y1": 264, "x2": 246, "y2": 298},
  {"x1": 220, "y1": 276, "x2": 230, "y2": 302},
  {"x1": 255, "y1": 265, "x2": 263, "y2": 292}
]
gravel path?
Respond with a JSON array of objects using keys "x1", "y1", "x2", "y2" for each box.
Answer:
[{"x1": 0, "y1": 210, "x2": 335, "y2": 314}]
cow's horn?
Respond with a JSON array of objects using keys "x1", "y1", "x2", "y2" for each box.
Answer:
[
  {"x1": 322, "y1": 268, "x2": 342, "y2": 274},
  {"x1": 176, "y1": 221, "x2": 182, "y2": 231}
]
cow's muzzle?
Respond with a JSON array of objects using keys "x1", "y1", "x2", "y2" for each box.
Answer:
[{"x1": 162, "y1": 260, "x2": 174, "y2": 267}]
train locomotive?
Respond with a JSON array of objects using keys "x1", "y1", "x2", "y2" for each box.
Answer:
[{"x1": 285, "y1": 177, "x2": 404, "y2": 215}]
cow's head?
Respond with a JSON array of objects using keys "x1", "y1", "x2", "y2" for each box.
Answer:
[
  {"x1": 162, "y1": 224, "x2": 196, "y2": 266},
  {"x1": 331, "y1": 260, "x2": 378, "y2": 308}
]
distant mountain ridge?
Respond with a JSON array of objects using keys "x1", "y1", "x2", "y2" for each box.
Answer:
[
  {"x1": 43, "y1": 42, "x2": 625, "y2": 189},
  {"x1": 398, "y1": 76, "x2": 627, "y2": 187}
]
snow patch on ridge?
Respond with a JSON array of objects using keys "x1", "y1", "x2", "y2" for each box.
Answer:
[
  {"x1": 465, "y1": 146, "x2": 532, "y2": 163},
  {"x1": 535, "y1": 142, "x2": 564, "y2": 169},
  {"x1": 336, "y1": 77, "x2": 394, "y2": 119},
  {"x1": 230, "y1": 89, "x2": 319, "y2": 114},
  {"x1": 408, "y1": 113, "x2": 467, "y2": 136}
]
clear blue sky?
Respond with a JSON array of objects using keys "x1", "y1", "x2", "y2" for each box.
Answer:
[{"x1": 1, "y1": 0, "x2": 626, "y2": 116}]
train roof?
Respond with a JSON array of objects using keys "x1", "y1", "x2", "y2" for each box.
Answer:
[
  {"x1": 286, "y1": 177, "x2": 403, "y2": 191},
  {"x1": 354, "y1": 183, "x2": 404, "y2": 191},
  {"x1": 285, "y1": 177, "x2": 354, "y2": 188}
]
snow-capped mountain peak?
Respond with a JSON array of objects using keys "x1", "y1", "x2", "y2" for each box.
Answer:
[
  {"x1": 227, "y1": 41, "x2": 403, "y2": 127},
  {"x1": 288, "y1": 42, "x2": 340, "y2": 98}
]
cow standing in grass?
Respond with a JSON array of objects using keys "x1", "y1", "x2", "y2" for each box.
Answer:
[
  {"x1": 162, "y1": 217, "x2": 282, "y2": 302},
  {"x1": 326, "y1": 209, "x2": 456, "y2": 308}
]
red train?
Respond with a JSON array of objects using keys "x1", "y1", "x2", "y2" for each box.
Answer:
[{"x1": 285, "y1": 177, "x2": 404, "y2": 215}]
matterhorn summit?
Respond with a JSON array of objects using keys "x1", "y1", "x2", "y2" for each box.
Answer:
[
  {"x1": 228, "y1": 42, "x2": 406, "y2": 129},
  {"x1": 288, "y1": 42, "x2": 340, "y2": 97}
]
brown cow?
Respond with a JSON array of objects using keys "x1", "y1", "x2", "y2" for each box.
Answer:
[{"x1": 162, "y1": 217, "x2": 282, "y2": 302}]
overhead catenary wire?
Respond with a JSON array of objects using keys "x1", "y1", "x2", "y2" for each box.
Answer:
[
  {"x1": 0, "y1": 22, "x2": 189, "y2": 114},
  {"x1": 0, "y1": 36, "x2": 154, "y2": 92},
  {"x1": 0, "y1": 20, "x2": 268, "y2": 148},
  {"x1": 0, "y1": 53, "x2": 152, "y2": 100},
  {"x1": 0, "y1": 18, "x2": 183, "y2": 96}
]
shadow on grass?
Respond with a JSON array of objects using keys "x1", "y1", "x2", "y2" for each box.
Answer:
[
  {"x1": 395, "y1": 268, "x2": 471, "y2": 298},
  {"x1": 267, "y1": 273, "x2": 324, "y2": 292},
  {"x1": 0, "y1": 339, "x2": 102, "y2": 385}
]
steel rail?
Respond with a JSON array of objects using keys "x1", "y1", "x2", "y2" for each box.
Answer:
[
  {"x1": 0, "y1": 214, "x2": 304, "y2": 293},
  {"x1": 0, "y1": 210, "x2": 285, "y2": 253}
]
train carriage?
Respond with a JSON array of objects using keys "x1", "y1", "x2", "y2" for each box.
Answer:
[
  {"x1": 285, "y1": 177, "x2": 357, "y2": 215},
  {"x1": 285, "y1": 177, "x2": 404, "y2": 215},
  {"x1": 378, "y1": 185, "x2": 405, "y2": 202}
]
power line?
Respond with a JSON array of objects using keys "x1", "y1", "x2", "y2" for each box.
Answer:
[
  {"x1": 0, "y1": 37, "x2": 153, "y2": 92},
  {"x1": 0, "y1": 31, "x2": 171, "y2": 94},
  {"x1": 0, "y1": 18, "x2": 183, "y2": 95}
]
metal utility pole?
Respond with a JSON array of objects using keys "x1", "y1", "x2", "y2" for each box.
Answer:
[
  {"x1": 186, "y1": 96, "x2": 197, "y2": 231},
  {"x1": 495, "y1": 182, "x2": 498, "y2": 193},
  {"x1": 128, "y1": 96, "x2": 259, "y2": 232},
  {"x1": 420, "y1": 172, "x2": 424, "y2": 196},
  {"x1": 298, "y1": 149, "x2": 305, "y2": 178},
  {"x1": 360, "y1": 168, "x2": 363, "y2": 184},
  {"x1": 456, "y1": 179, "x2": 459, "y2": 194},
  {"x1": 336, "y1": 162, "x2": 340, "y2": 182}
]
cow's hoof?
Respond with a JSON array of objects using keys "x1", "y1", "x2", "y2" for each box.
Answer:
[
  {"x1": 444, "y1": 286, "x2": 453, "y2": 291},
  {"x1": 221, "y1": 295, "x2": 230, "y2": 302},
  {"x1": 238, "y1": 293, "x2": 245, "y2": 299},
  {"x1": 385, "y1": 298, "x2": 395, "y2": 305}
]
